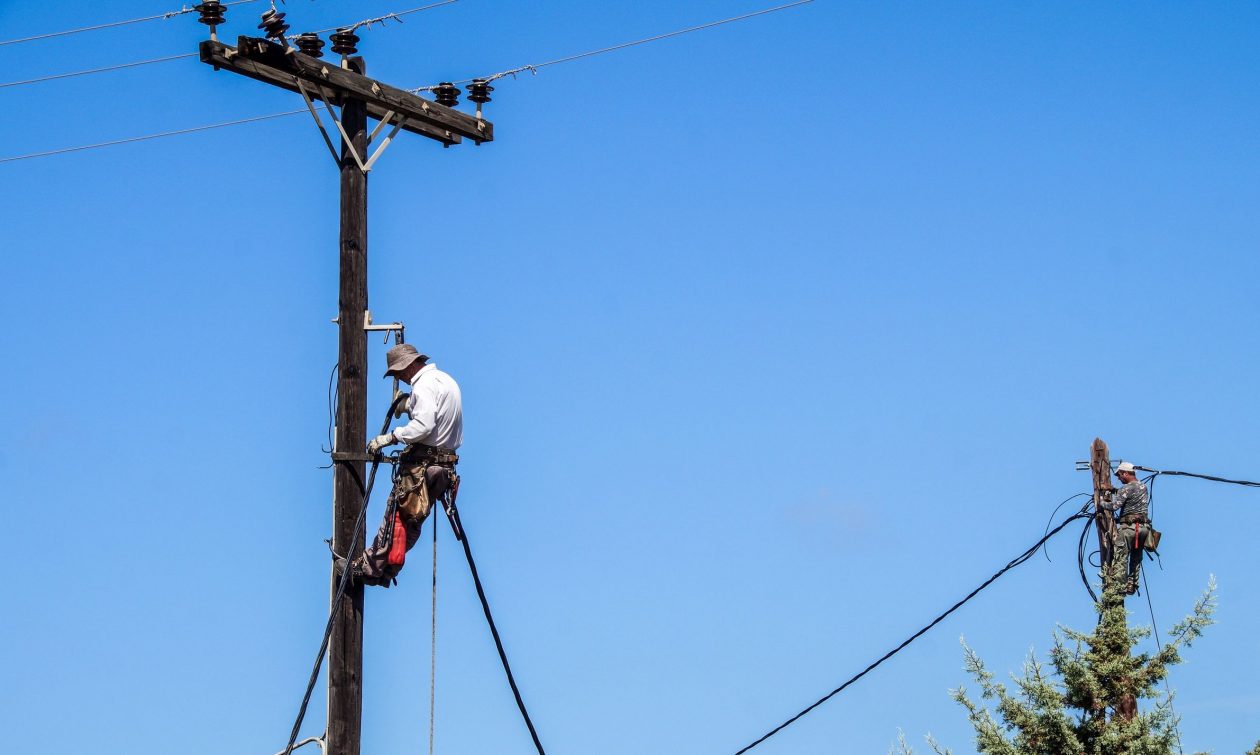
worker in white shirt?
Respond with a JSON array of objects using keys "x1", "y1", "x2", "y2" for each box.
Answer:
[{"x1": 340, "y1": 343, "x2": 464, "y2": 586}]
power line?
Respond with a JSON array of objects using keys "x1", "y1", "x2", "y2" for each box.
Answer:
[
  {"x1": 413, "y1": 0, "x2": 816, "y2": 90},
  {"x1": 0, "y1": 1, "x2": 458, "y2": 91},
  {"x1": 0, "y1": 0, "x2": 258, "y2": 47},
  {"x1": 1135, "y1": 465, "x2": 1260, "y2": 488},
  {"x1": 0, "y1": 109, "x2": 305, "y2": 164},
  {"x1": 733, "y1": 505, "x2": 1093, "y2": 754},
  {"x1": 0, "y1": 53, "x2": 195, "y2": 90},
  {"x1": 0, "y1": 0, "x2": 817, "y2": 164},
  {"x1": 296, "y1": 0, "x2": 459, "y2": 36}
]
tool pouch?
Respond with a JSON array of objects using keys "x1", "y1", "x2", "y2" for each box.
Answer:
[
  {"x1": 1143, "y1": 526, "x2": 1162, "y2": 552},
  {"x1": 398, "y1": 471, "x2": 431, "y2": 521}
]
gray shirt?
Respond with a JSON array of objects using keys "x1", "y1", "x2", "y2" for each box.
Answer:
[{"x1": 1106, "y1": 480, "x2": 1149, "y2": 522}]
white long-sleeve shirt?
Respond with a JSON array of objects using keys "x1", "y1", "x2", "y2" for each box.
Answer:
[{"x1": 392, "y1": 363, "x2": 463, "y2": 450}]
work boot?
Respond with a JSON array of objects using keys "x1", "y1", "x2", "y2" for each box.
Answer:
[
  {"x1": 333, "y1": 556, "x2": 364, "y2": 585},
  {"x1": 1125, "y1": 578, "x2": 1139, "y2": 596},
  {"x1": 334, "y1": 555, "x2": 391, "y2": 588}
]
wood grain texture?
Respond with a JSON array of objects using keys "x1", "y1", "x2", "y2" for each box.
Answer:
[
  {"x1": 199, "y1": 38, "x2": 494, "y2": 144},
  {"x1": 329, "y1": 83, "x2": 368, "y2": 755}
]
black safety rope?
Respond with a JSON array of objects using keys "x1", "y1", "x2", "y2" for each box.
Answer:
[
  {"x1": 444, "y1": 500, "x2": 548, "y2": 754},
  {"x1": 733, "y1": 506, "x2": 1092, "y2": 754},
  {"x1": 282, "y1": 393, "x2": 407, "y2": 755}
]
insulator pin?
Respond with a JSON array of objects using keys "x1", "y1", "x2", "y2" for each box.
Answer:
[
  {"x1": 433, "y1": 83, "x2": 460, "y2": 108},
  {"x1": 295, "y1": 32, "x2": 325, "y2": 58},
  {"x1": 258, "y1": 9, "x2": 290, "y2": 41},
  {"x1": 467, "y1": 79, "x2": 493, "y2": 105},
  {"x1": 329, "y1": 29, "x2": 360, "y2": 56}
]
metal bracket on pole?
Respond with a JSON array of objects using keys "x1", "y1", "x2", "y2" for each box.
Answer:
[
  {"x1": 330, "y1": 310, "x2": 405, "y2": 344},
  {"x1": 295, "y1": 80, "x2": 405, "y2": 173},
  {"x1": 295, "y1": 78, "x2": 343, "y2": 167},
  {"x1": 331, "y1": 451, "x2": 398, "y2": 465},
  {"x1": 362, "y1": 112, "x2": 406, "y2": 172}
]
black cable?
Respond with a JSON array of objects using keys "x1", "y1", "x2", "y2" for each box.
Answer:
[
  {"x1": 1042, "y1": 492, "x2": 1092, "y2": 562},
  {"x1": 1077, "y1": 513, "x2": 1100, "y2": 603},
  {"x1": 282, "y1": 393, "x2": 408, "y2": 755},
  {"x1": 1136, "y1": 466, "x2": 1260, "y2": 488},
  {"x1": 733, "y1": 506, "x2": 1092, "y2": 754},
  {"x1": 325, "y1": 363, "x2": 339, "y2": 455},
  {"x1": 446, "y1": 502, "x2": 547, "y2": 754}
]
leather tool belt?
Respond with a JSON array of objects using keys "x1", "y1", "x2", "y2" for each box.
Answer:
[{"x1": 398, "y1": 442, "x2": 459, "y2": 468}]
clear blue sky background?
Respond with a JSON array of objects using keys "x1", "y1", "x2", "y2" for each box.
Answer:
[{"x1": 1, "y1": 1, "x2": 1258, "y2": 753}]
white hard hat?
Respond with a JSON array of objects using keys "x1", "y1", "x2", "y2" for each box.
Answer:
[{"x1": 1116, "y1": 461, "x2": 1136, "y2": 474}]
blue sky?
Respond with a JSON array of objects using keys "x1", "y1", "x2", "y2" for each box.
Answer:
[{"x1": 2, "y1": 1, "x2": 1258, "y2": 753}]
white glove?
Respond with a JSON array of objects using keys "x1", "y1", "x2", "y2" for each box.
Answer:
[
  {"x1": 367, "y1": 432, "x2": 397, "y2": 455},
  {"x1": 392, "y1": 391, "x2": 410, "y2": 419}
]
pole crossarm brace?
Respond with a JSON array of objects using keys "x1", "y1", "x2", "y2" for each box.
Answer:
[{"x1": 199, "y1": 37, "x2": 493, "y2": 147}]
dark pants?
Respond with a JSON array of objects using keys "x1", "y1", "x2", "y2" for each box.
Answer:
[
  {"x1": 359, "y1": 463, "x2": 451, "y2": 581},
  {"x1": 1114, "y1": 521, "x2": 1144, "y2": 592}
]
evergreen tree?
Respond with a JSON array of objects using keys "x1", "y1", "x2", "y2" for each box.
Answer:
[{"x1": 896, "y1": 567, "x2": 1224, "y2": 755}]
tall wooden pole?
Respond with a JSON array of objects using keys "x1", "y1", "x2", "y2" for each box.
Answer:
[
  {"x1": 330, "y1": 75, "x2": 368, "y2": 755},
  {"x1": 1090, "y1": 437, "x2": 1116, "y2": 592},
  {"x1": 1091, "y1": 437, "x2": 1138, "y2": 719},
  {"x1": 199, "y1": 33, "x2": 493, "y2": 753}
]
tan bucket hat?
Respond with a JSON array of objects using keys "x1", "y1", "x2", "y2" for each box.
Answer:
[{"x1": 383, "y1": 343, "x2": 428, "y2": 377}]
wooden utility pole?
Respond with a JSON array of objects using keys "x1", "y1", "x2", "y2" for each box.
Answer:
[
  {"x1": 1090, "y1": 437, "x2": 1137, "y2": 720},
  {"x1": 329, "y1": 82, "x2": 368, "y2": 755},
  {"x1": 1090, "y1": 437, "x2": 1117, "y2": 591},
  {"x1": 196, "y1": 7, "x2": 494, "y2": 753}
]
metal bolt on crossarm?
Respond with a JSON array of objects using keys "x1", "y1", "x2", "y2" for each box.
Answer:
[
  {"x1": 295, "y1": 32, "x2": 324, "y2": 58},
  {"x1": 258, "y1": 8, "x2": 291, "y2": 45},
  {"x1": 467, "y1": 79, "x2": 493, "y2": 118},
  {"x1": 433, "y1": 82, "x2": 460, "y2": 108},
  {"x1": 195, "y1": 0, "x2": 226, "y2": 41}
]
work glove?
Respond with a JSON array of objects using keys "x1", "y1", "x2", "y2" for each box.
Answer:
[
  {"x1": 367, "y1": 432, "x2": 397, "y2": 455},
  {"x1": 392, "y1": 391, "x2": 410, "y2": 419}
]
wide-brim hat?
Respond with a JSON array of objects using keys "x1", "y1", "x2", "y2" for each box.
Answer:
[{"x1": 383, "y1": 343, "x2": 428, "y2": 377}]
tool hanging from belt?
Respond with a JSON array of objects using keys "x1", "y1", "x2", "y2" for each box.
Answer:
[{"x1": 380, "y1": 445, "x2": 463, "y2": 562}]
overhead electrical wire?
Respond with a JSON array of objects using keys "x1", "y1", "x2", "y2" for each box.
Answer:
[
  {"x1": 412, "y1": 0, "x2": 816, "y2": 90},
  {"x1": 296, "y1": 0, "x2": 458, "y2": 36},
  {"x1": 0, "y1": 0, "x2": 258, "y2": 47},
  {"x1": 0, "y1": 0, "x2": 816, "y2": 164},
  {"x1": 1135, "y1": 465, "x2": 1260, "y2": 489},
  {"x1": 0, "y1": 1, "x2": 458, "y2": 91},
  {"x1": 733, "y1": 504, "x2": 1094, "y2": 754},
  {"x1": 0, "y1": 52, "x2": 195, "y2": 90},
  {"x1": 0, "y1": 109, "x2": 307, "y2": 164}
]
